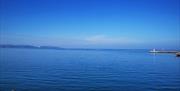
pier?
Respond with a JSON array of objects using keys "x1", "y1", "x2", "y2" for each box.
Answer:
[
  {"x1": 149, "y1": 49, "x2": 180, "y2": 57},
  {"x1": 176, "y1": 52, "x2": 180, "y2": 57}
]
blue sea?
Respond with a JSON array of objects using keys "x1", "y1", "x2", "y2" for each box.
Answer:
[{"x1": 0, "y1": 48, "x2": 180, "y2": 91}]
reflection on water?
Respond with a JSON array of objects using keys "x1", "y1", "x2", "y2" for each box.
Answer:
[{"x1": 0, "y1": 48, "x2": 180, "y2": 91}]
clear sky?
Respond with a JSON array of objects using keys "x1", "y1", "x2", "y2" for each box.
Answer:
[{"x1": 0, "y1": 0, "x2": 180, "y2": 49}]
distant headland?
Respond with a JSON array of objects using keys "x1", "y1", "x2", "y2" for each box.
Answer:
[{"x1": 0, "y1": 44, "x2": 64, "y2": 50}]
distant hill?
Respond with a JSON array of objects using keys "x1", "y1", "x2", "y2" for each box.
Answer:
[
  {"x1": 39, "y1": 46, "x2": 63, "y2": 49},
  {"x1": 0, "y1": 44, "x2": 64, "y2": 50}
]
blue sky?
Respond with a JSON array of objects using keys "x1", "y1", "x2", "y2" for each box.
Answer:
[{"x1": 0, "y1": 0, "x2": 180, "y2": 49}]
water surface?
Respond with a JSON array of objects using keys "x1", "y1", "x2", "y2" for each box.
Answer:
[{"x1": 0, "y1": 48, "x2": 180, "y2": 91}]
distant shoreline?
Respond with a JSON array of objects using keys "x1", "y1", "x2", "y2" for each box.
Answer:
[
  {"x1": 0, "y1": 44, "x2": 64, "y2": 50},
  {"x1": 0, "y1": 44, "x2": 179, "y2": 51},
  {"x1": 0, "y1": 44, "x2": 150, "y2": 51}
]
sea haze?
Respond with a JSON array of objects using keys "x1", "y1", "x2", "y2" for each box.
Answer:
[{"x1": 0, "y1": 48, "x2": 180, "y2": 91}]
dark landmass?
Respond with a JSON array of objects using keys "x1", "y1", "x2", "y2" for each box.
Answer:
[
  {"x1": 0, "y1": 44, "x2": 64, "y2": 50},
  {"x1": 0, "y1": 44, "x2": 38, "y2": 48},
  {"x1": 0, "y1": 44, "x2": 148, "y2": 51},
  {"x1": 39, "y1": 46, "x2": 63, "y2": 49}
]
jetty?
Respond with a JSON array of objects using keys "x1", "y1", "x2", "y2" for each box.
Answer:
[
  {"x1": 149, "y1": 49, "x2": 180, "y2": 57},
  {"x1": 176, "y1": 52, "x2": 180, "y2": 57},
  {"x1": 149, "y1": 49, "x2": 178, "y2": 53}
]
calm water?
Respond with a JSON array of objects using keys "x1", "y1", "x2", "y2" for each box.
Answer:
[{"x1": 0, "y1": 48, "x2": 180, "y2": 91}]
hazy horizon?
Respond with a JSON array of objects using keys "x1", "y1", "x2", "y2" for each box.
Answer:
[{"x1": 0, "y1": 0, "x2": 180, "y2": 49}]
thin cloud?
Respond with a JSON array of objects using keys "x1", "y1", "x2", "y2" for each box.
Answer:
[{"x1": 85, "y1": 35, "x2": 141, "y2": 45}]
